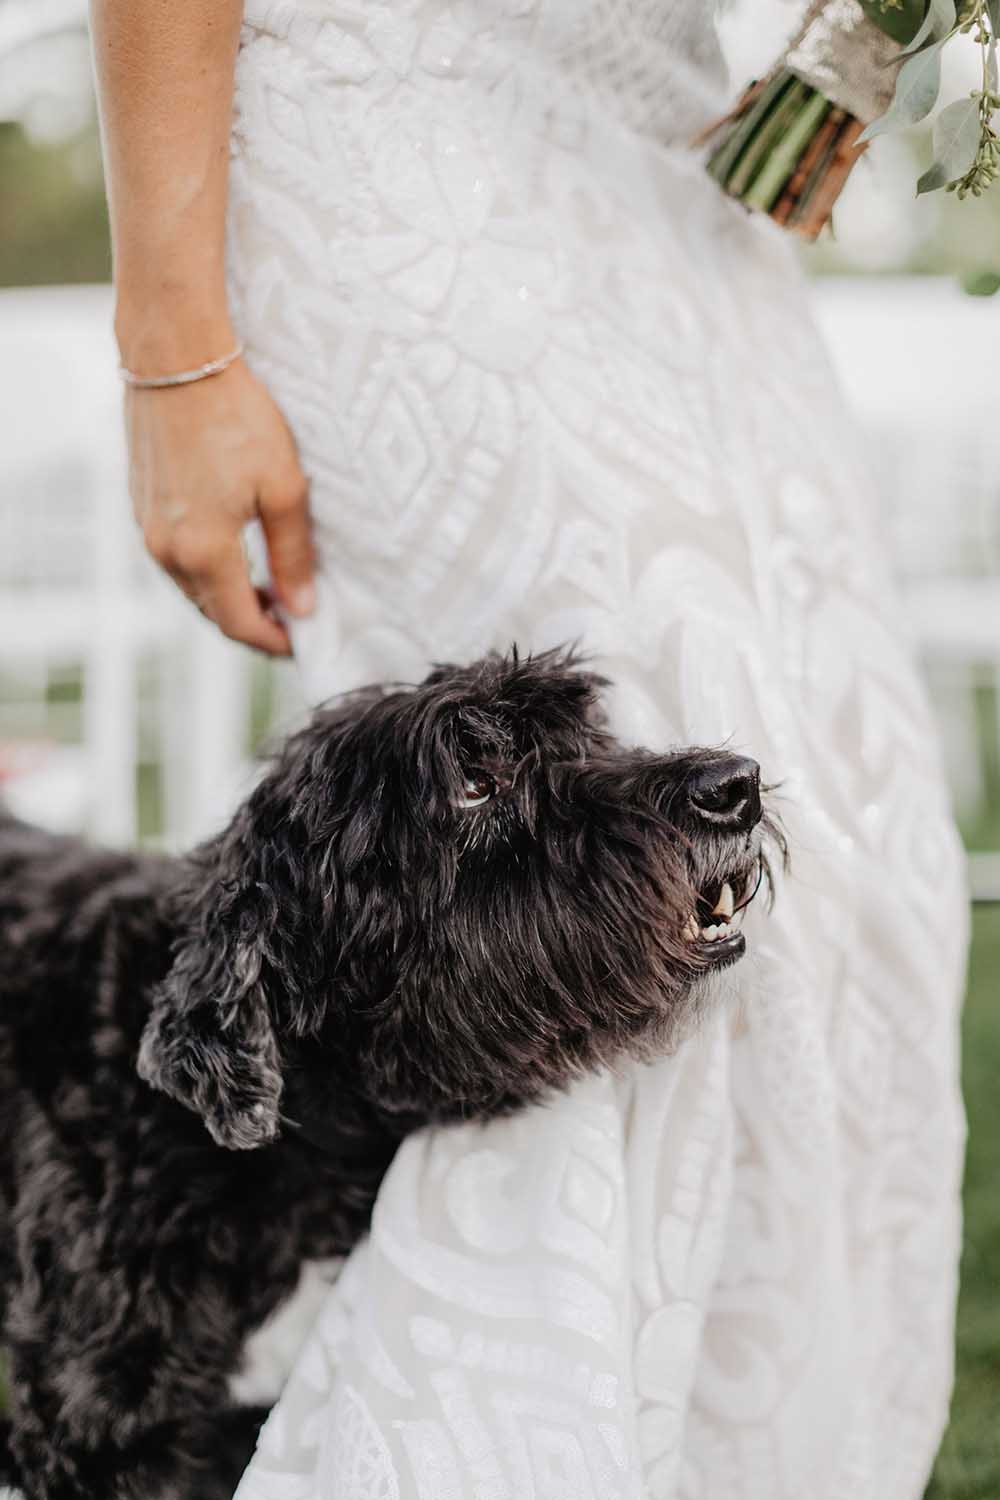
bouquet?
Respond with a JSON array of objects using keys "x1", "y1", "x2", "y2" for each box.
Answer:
[{"x1": 702, "y1": 0, "x2": 1000, "y2": 238}]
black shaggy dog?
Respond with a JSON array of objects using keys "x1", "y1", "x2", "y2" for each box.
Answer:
[{"x1": 0, "y1": 646, "x2": 773, "y2": 1500}]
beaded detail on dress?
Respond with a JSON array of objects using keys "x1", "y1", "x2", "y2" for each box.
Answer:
[
  {"x1": 226, "y1": 5, "x2": 966, "y2": 1497},
  {"x1": 239, "y1": 0, "x2": 729, "y2": 147}
]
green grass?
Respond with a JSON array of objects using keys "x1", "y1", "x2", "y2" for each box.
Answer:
[
  {"x1": 927, "y1": 903, "x2": 1000, "y2": 1499},
  {"x1": 961, "y1": 680, "x2": 1000, "y2": 852},
  {"x1": 0, "y1": 122, "x2": 110, "y2": 287}
]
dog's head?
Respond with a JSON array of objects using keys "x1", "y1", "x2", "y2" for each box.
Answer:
[{"x1": 139, "y1": 646, "x2": 780, "y2": 1149}]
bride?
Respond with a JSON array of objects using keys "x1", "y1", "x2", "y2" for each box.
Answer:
[{"x1": 93, "y1": 1, "x2": 967, "y2": 1495}]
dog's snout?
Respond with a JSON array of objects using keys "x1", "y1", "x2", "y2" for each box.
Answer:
[{"x1": 688, "y1": 756, "x2": 761, "y2": 832}]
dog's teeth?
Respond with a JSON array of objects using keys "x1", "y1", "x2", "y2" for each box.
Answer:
[
  {"x1": 684, "y1": 915, "x2": 700, "y2": 942},
  {"x1": 701, "y1": 924, "x2": 720, "y2": 942},
  {"x1": 713, "y1": 882, "x2": 735, "y2": 920}
]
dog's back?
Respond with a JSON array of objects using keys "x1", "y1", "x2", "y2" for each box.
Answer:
[
  {"x1": 0, "y1": 817, "x2": 177, "y2": 1266},
  {"x1": 0, "y1": 809, "x2": 382, "y2": 1500},
  {"x1": 0, "y1": 813, "x2": 173, "y2": 1041},
  {"x1": 0, "y1": 819, "x2": 310, "y2": 1497}
]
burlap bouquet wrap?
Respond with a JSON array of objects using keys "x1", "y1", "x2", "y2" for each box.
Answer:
[
  {"x1": 786, "y1": 0, "x2": 901, "y2": 124},
  {"x1": 701, "y1": 0, "x2": 904, "y2": 236}
]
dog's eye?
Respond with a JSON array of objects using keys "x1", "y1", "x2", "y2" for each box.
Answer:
[{"x1": 456, "y1": 770, "x2": 497, "y2": 809}]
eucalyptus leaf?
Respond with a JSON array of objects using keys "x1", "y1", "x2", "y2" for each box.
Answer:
[
  {"x1": 859, "y1": 46, "x2": 943, "y2": 141},
  {"x1": 916, "y1": 95, "x2": 981, "y2": 192},
  {"x1": 963, "y1": 268, "x2": 1000, "y2": 295},
  {"x1": 898, "y1": 0, "x2": 957, "y2": 57},
  {"x1": 859, "y1": 0, "x2": 930, "y2": 44},
  {"x1": 989, "y1": 36, "x2": 998, "y2": 90},
  {"x1": 989, "y1": 0, "x2": 1000, "y2": 35}
]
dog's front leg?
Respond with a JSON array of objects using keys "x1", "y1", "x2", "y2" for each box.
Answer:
[{"x1": 4, "y1": 1360, "x2": 260, "y2": 1500}]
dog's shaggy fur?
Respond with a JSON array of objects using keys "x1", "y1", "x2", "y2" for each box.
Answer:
[{"x1": 0, "y1": 647, "x2": 772, "y2": 1499}]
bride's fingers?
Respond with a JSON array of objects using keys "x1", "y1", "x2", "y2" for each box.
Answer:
[
  {"x1": 254, "y1": 584, "x2": 283, "y2": 618},
  {"x1": 258, "y1": 469, "x2": 316, "y2": 620},
  {"x1": 170, "y1": 539, "x2": 293, "y2": 656}
]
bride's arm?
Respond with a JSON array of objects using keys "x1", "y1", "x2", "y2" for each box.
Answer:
[{"x1": 90, "y1": 0, "x2": 315, "y2": 654}]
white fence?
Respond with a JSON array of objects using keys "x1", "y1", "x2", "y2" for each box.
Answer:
[
  {"x1": 813, "y1": 279, "x2": 1000, "y2": 900},
  {"x1": 1, "y1": 280, "x2": 999, "y2": 891},
  {"x1": 0, "y1": 285, "x2": 302, "y2": 848}
]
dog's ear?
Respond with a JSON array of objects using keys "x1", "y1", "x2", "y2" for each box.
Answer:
[
  {"x1": 137, "y1": 780, "x2": 295, "y2": 1152},
  {"x1": 138, "y1": 691, "x2": 389, "y2": 1149},
  {"x1": 137, "y1": 880, "x2": 284, "y2": 1150}
]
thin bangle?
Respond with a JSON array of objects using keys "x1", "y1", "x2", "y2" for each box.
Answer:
[{"x1": 119, "y1": 342, "x2": 245, "y2": 390}]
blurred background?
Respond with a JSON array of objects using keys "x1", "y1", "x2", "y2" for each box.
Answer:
[{"x1": 0, "y1": 2, "x2": 998, "y2": 1494}]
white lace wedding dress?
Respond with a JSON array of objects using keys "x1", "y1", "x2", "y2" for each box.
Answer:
[{"x1": 225, "y1": 4, "x2": 968, "y2": 1496}]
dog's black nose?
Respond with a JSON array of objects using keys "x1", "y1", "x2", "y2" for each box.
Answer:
[{"x1": 688, "y1": 756, "x2": 761, "y2": 832}]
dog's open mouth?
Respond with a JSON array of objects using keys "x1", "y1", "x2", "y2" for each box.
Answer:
[{"x1": 683, "y1": 863, "x2": 763, "y2": 966}]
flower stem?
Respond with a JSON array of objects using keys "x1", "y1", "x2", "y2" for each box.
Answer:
[
  {"x1": 706, "y1": 71, "x2": 796, "y2": 186},
  {"x1": 744, "y1": 88, "x2": 833, "y2": 210},
  {"x1": 727, "y1": 79, "x2": 811, "y2": 196}
]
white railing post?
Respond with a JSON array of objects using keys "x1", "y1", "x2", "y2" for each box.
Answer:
[{"x1": 83, "y1": 353, "x2": 138, "y2": 846}]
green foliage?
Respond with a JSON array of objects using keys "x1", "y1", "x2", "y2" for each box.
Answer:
[
  {"x1": 918, "y1": 96, "x2": 983, "y2": 190},
  {"x1": 860, "y1": 46, "x2": 945, "y2": 140},
  {"x1": 864, "y1": 0, "x2": 1000, "y2": 198},
  {"x1": 859, "y1": 0, "x2": 930, "y2": 44},
  {"x1": 901, "y1": 0, "x2": 959, "y2": 58},
  {"x1": 0, "y1": 121, "x2": 110, "y2": 288},
  {"x1": 926, "y1": 905, "x2": 1000, "y2": 1499},
  {"x1": 962, "y1": 267, "x2": 1000, "y2": 291}
]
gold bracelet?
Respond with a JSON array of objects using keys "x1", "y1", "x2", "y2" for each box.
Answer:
[{"x1": 119, "y1": 341, "x2": 245, "y2": 390}]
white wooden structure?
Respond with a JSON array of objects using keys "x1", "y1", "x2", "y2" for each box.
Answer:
[
  {"x1": 0, "y1": 285, "x2": 301, "y2": 849},
  {"x1": 813, "y1": 280, "x2": 1000, "y2": 898},
  {"x1": 0, "y1": 280, "x2": 998, "y2": 894}
]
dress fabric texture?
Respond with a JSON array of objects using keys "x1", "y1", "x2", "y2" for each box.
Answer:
[{"x1": 226, "y1": 4, "x2": 968, "y2": 1497}]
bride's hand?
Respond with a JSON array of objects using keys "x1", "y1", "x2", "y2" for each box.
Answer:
[{"x1": 124, "y1": 358, "x2": 315, "y2": 656}]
